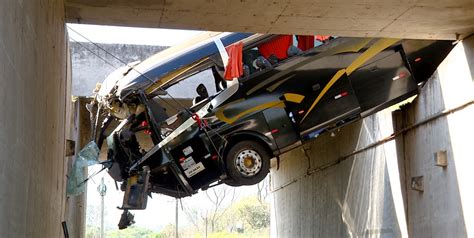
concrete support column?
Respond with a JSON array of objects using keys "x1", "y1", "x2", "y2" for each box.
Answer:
[
  {"x1": 0, "y1": 1, "x2": 69, "y2": 237},
  {"x1": 398, "y1": 35, "x2": 474, "y2": 238},
  {"x1": 64, "y1": 98, "x2": 90, "y2": 238}
]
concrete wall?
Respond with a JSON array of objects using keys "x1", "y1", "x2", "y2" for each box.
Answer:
[
  {"x1": 69, "y1": 42, "x2": 166, "y2": 96},
  {"x1": 399, "y1": 36, "x2": 474, "y2": 238},
  {"x1": 64, "y1": 97, "x2": 90, "y2": 238},
  {"x1": 270, "y1": 36, "x2": 474, "y2": 237},
  {"x1": 270, "y1": 110, "x2": 405, "y2": 237},
  {"x1": 0, "y1": 0, "x2": 69, "y2": 237}
]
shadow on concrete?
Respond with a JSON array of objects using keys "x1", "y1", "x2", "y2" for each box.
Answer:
[
  {"x1": 394, "y1": 69, "x2": 468, "y2": 237},
  {"x1": 462, "y1": 35, "x2": 474, "y2": 81},
  {"x1": 336, "y1": 112, "x2": 405, "y2": 238}
]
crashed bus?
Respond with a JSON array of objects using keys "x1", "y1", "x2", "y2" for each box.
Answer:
[{"x1": 88, "y1": 32, "x2": 453, "y2": 228}]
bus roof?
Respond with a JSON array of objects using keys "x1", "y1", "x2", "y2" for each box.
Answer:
[{"x1": 115, "y1": 32, "x2": 254, "y2": 99}]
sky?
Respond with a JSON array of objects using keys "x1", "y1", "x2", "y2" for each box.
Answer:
[
  {"x1": 67, "y1": 23, "x2": 202, "y2": 46},
  {"x1": 70, "y1": 23, "x2": 265, "y2": 233}
]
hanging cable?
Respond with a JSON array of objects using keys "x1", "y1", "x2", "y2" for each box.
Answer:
[
  {"x1": 68, "y1": 26, "x2": 157, "y2": 84},
  {"x1": 192, "y1": 113, "x2": 226, "y2": 161},
  {"x1": 69, "y1": 37, "x2": 120, "y2": 70},
  {"x1": 67, "y1": 26, "x2": 192, "y2": 115},
  {"x1": 71, "y1": 35, "x2": 194, "y2": 158},
  {"x1": 77, "y1": 163, "x2": 110, "y2": 187}
]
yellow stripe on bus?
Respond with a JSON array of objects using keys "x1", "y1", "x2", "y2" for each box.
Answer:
[
  {"x1": 300, "y1": 38, "x2": 400, "y2": 123},
  {"x1": 284, "y1": 93, "x2": 305, "y2": 103},
  {"x1": 216, "y1": 100, "x2": 285, "y2": 124}
]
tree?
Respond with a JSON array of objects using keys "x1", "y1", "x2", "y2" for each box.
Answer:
[
  {"x1": 183, "y1": 206, "x2": 202, "y2": 233},
  {"x1": 183, "y1": 185, "x2": 237, "y2": 236},
  {"x1": 256, "y1": 179, "x2": 270, "y2": 203},
  {"x1": 86, "y1": 226, "x2": 100, "y2": 238},
  {"x1": 234, "y1": 197, "x2": 270, "y2": 230},
  {"x1": 159, "y1": 224, "x2": 176, "y2": 238},
  {"x1": 86, "y1": 204, "x2": 100, "y2": 228},
  {"x1": 204, "y1": 186, "x2": 237, "y2": 232}
]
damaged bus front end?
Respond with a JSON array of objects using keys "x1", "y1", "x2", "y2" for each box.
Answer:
[{"x1": 88, "y1": 33, "x2": 256, "y2": 226}]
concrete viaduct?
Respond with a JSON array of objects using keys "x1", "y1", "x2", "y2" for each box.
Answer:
[{"x1": 1, "y1": 0, "x2": 473, "y2": 237}]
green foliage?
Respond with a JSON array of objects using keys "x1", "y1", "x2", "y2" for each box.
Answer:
[
  {"x1": 106, "y1": 226, "x2": 162, "y2": 238},
  {"x1": 86, "y1": 226, "x2": 100, "y2": 238},
  {"x1": 202, "y1": 196, "x2": 270, "y2": 236},
  {"x1": 159, "y1": 224, "x2": 177, "y2": 238},
  {"x1": 234, "y1": 197, "x2": 270, "y2": 230}
]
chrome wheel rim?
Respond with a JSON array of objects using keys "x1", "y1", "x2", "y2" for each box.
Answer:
[{"x1": 235, "y1": 149, "x2": 262, "y2": 177}]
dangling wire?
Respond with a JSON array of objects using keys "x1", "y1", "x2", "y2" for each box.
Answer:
[
  {"x1": 70, "y1": 32, "x2": 183, "y2": 114},
  {"x1": 69, "y1": 37, "x2": 120, "y2": 70},
  {"x1": 77, "y1": 161, "x2": 112, "y2": 187},
  {"x1": 192, "y1": 113, "x2": 226, "y2": 161},
  {"x1": 67, "y1": 26, "x2": 192, "y2": 116},
  {"x1": 68, "y1": 26, "x2": 158, "y2": 85}
]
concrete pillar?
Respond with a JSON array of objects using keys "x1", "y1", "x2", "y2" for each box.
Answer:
[
  {"x1": 398, "y1": 35, "x2": 474, "y2": 238},
  {"x1": 64, "y1": 98, "x2": 91, "y2": 238},
  {"x1": 0, "y1": 1, "x2": 69, "y2": 237},
  {"x1": 270, "y1": 36, "x2": 474, "y2": 237}
]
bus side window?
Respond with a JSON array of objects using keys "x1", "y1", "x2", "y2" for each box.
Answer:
[{"x1": 212, "y1": 66, "x2": 227, "y2": 92}]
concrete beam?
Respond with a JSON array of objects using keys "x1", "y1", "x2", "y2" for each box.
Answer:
[{"x1": 65, "y1": 0, "x2": 474, "y2": 40}]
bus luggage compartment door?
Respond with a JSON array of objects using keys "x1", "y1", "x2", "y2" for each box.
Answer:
[
  {"x1": 262, "y1": 107, "x2": 299, "y2": 151},
  {"x1": 349, "y1": 49, "x2": 417, "y2": 117},
  {"x1": 297, "y1": 73, "x2": 361, "y2": 140}
]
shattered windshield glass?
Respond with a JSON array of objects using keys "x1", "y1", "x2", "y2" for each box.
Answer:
[{"x1": 66, "y1": 141, "x2": 100, "y2": 196}]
